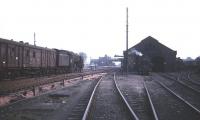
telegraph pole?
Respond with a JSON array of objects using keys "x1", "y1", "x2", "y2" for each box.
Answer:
[
  {"x1": 126, "y1": 7, "x2": 129, "y2": 74},
  {"x1": 34, "y1": 32, "x2": 36, "y2": 46}
]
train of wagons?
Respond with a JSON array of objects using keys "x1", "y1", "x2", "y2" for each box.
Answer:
[{"x1": 0, "y1": 38, "x2": 83, "y2": 80}]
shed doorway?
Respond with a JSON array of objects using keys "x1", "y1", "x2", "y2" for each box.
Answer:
[{"x1": 151, "y1": 56, "x2": 165, "y2": 72}]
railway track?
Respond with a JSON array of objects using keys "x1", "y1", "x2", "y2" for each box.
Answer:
[
  {"x1": 189, "y1": 72, "x2": 200, "y2": 83},
  {"x1": 67, "y1": 73, "x2": 138, "y2": 120},
  {"x1": 165, "y1": 72, "x2": 200, "y2": 87},
  {"x1": 0, "y1": 73, "x2": 103, "y2": 108},
  {"x1": 146, "y1": 80, "x2": 200, "y2": 120},
  {"x1": 187, "y1": 73, "x2": 200, "y2": 85},
  {"x1": 157, "y1": 74, "x2": 200, "y2": 111},
  {"x1": 0, "y1": 76, "x2": 102, "y2": 120},
  {"x1": 115, "y1": 75, "x2": 158, "y2": 120},
  {"x1": 161, "y1": 73, "x2": 200, "y2": 94},
  {"x1": 2, "y1": 72, "x2": 200, "y2": 120},
  {"x1": 66, "y1": 77, "x2": 101, "y2": 120},
  {"x1": 178, "y1": 72, "x2": 200, "y2": 92}
]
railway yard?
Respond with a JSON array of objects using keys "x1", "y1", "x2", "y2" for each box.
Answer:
[
  {"x1": 0, "y1": 69, "x2": 200, "y2": 120},
  {"x1": 1, "y1": 1, "x2": 200, "y2": 119}
]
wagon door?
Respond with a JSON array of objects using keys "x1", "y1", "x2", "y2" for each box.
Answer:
[
  {"x1": 30, "y1": 48, "x2": 41, "y2": 68},
  {"x1": 0, "y1": 43, "x2": 7, "y2": 69},
  {"x1": 23, "y1": 47, "x2": 30, "y2": 68},
  {"x1": 18, "y1": 46, "x2": 23, "y2": 68},
  {"x1": 49, "y1": 50, "x2": 56, "y2": 67},
  {"x1": 7, "y1": 44, "x2": 18, "y2": 68}
]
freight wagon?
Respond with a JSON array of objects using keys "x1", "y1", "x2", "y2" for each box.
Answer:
[{"x1": 0, "y1": 38, "x2": 83, "y2": 80}]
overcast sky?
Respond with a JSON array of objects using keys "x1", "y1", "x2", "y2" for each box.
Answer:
[{"x1": 0, "y1": 0, "x2": 200, "y2": 60}]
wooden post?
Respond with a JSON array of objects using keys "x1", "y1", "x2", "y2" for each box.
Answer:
[
  {"x1": 63, "y1": 79, "x2": 65, "y2": 86},
  {"x1": 33, "y1": 86, "x2": 36, "y2": 96}
]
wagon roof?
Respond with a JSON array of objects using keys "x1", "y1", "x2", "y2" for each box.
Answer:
[
  {"x1": 0, "y1": 38, "x2": 55, "y2": 51},
  {"x1": 56, "y1": 49, "x2": 79, "y2": 56}
]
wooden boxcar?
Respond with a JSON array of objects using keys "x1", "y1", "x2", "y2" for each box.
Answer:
[
  {"x1": 0, "y1": 38, "x2": 56, "y2": 79},
  {"x1": 0, "y1": 38, "x2": 83, "y2": 80},
  {"x1": 55, "y1": 49, "x2": 83, "y2": 73},
  {"x1": 55, "y1": 49, "x2": 71, "y2": 73}
]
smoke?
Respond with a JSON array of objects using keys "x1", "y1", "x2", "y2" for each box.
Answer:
[{"x1": 128, "y1": 48, "x2": 143, "y2": 56}]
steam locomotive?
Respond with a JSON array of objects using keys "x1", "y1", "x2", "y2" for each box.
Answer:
[{"x1": 0, "y1": 38, "x2": 83, "y2": 80}]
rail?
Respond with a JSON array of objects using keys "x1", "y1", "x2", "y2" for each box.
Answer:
[
  {"x1": 160, "y1": 74, "x2": 200, "y2": 94},
  {"x1": 143, "y1": 81, "x2": 159, "y2": 120},
  {"x1": 82, "y1": 76, "x2": 103, "y2": 120},
  {"x1": 113, "y1": 73, "x2": 139, "y2": 120},
  {"x1": 187, "y1": 72, "x2": 200, "y2": 86},
  {"x1": 156, "y1": 80, "x2": 200, "y2": 114}
]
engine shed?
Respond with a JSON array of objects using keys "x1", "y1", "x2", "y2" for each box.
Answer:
[{"x1": 123, "y1": 36, "x2": 177, "y2": 72}]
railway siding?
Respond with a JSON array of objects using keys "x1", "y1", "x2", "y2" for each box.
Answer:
[
  {"x1": 155, "y1": 74, "x2": 200, "y2": 111},
  {"x1": 2, "y1": 72, "x2": 200, "y2": 120},
  {"x1": 85, "y1": 74, "x2": 133, "y2": 120},
  {"x1": 116, "y1": 75, "x2": 156, "y2": 120},
  {"x1": 146, "y1": 79, "x2": 200, "y2": 120},
  {"x1": 0, "y1": 77, "x2": 101, "y2": 120},
  {"x1": 179, "y1": 72, "x2": 200, "y2": 92}
]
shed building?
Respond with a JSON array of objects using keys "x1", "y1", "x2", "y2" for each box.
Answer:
[{"x1": 123, "y1": 36, "x2": 177, "y2": 72}]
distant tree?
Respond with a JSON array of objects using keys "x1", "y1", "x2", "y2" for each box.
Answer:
[
  {"x1": 185, "y1": 57, "x2": 194, "y2": 61},
  {"x1": 195, "y1": 56, "x2": 200, "y2": 66},
  {"x1": 195, "y1": 56, "x2": 200, "y2": 62},
  {"x1": 176, "y1": 57, "x2": 184, "y2": 71},
  {"x1": 79, "y1": 52, "x2": 87, "y2": 63},
  {"x1": 195, "y1": 56, "x2": 200, "y2": 73}
]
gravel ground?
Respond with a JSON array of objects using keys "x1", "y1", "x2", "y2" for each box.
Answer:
[
  {"x1": 146, "y1": 77, "x2": 200, "y2": 120},
  {"x1": 0, "y1": 77, "x2": 99, "y2": 120},
  {"x1": 88, "y1": 74, "x2": 133, "y2": 120},
  {"x1": 116, "y1": 74, "x2": 155, "y2": 120}
]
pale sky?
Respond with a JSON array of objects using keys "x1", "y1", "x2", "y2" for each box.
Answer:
[{"x1": 0, "y1": 0, "x2": 200, "y2": 60}]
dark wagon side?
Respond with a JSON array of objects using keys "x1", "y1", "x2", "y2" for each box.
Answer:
[
  {"x1": 0, "y1": 38, "x2": 56, "y2": 80},
  {"x1": 55, "y1": 49, "x2": 84, "y2": 73},
  {"x1": 55, "y1": 49, "x2": 72, "y2": 73},
  {"x1": 0, "y1": 38, "x2": 83, "y2": 80}
]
